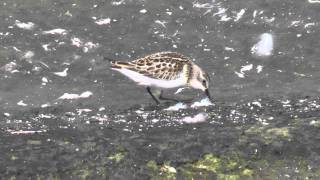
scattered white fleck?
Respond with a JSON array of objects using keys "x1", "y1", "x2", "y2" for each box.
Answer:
[
  {"x1": 135, "y1": 110, "x2": 144, "y2": 114},
  {"x1": 23, "y1": 51, "x2": 34, "y2": 60},
  {"x1": 175, "y1": 88, "x2": 185, "y2": 94},
  {"x1": 163, "y1": 165, "x2": 177, "y2": 173},
  {"x1": 203, "y1": 48, "x2": 211, "y2": 51},
  {"x1": 294, "y1": 72, "x2": 307, "y2": 77},
  {"x1": 4, "y1": 113, "x2": 10, "y2": 117},
  {"x1": 297, "y1": 34, "x2": 302, "y2": 37},
  {"x1": 111, "y1": 0, "x2": 125, "y2": 6},
  {"x1": 13, "y1": 47, "x2": 21, "y2": 52},
  {"x1": 42, "y1": 44, "x2": 51, "y2": 51},
  {"x1": 17, "y1": 100, "x2": 27, "y2": 106},
  {"x1": 71, "y1": 37, "x2": 82, "y2": 47},
  {"x1": 264, "y1": 17, "x2": 275, "y2": 23},
  {"x1": 166, "y1": 11, "x2": 172, "y2": 15},
  {"x1": 71, "y1": 37, "x2": 99, "y2": 52},
  {"x1": 41, "y1": 77, "x2": 49, "y2": 85},
  {"x1": 252, "y1": 101, "x2": 262, "y2": 107},
  {"x1": 234, "y1": 9, "x2": 246, "y2": 21},
  {"x1": 139, "y1": 9, "x2": 147, "y2": 14},
  {"x1": 308, "y1": 0, "x2": 320, "y2": 3},
  {"x1": 225, "y1": 47, "x2": 235, "y2": 51},
  {"x1": 193, "y1": 2, "x2": 214, "y2": 9},
  {"x1": 304, "y1": 22, "x2": 315, "y2": 28},
  {"x1": 15, "y1": 20, "x2": 35, "y2": 30},
  {"x1": 299, "y1": 99, "x2": 307, "y2": 103},
  {"x1": 99, "y1": 107, "x2": 106, "y2": 111},
  {"x1": 251, "y1": 33, "x2": 274, "y2": 57},
  {"x1": 240, "y1": 64, "x2": 253, "y2": 73},
  {"x1": 179, "y1": 6, "x2": 184, "y2": 10},
  {"x1": 235, "y1": 71, "x2": 245, "y2": 78},
  {"x1": 53, "y1": 68, "x2": 68, "y2": 77},
  {"x1": 180, "y1": 113, "x2": 208, "y2": 124},
  {"x1": 39, "y1": 114, "x2": 52, "y2": 118},
  {"x1": 58, "y1": 91, "x2": 93, "y2": 100},
  {"x1": 165, "y1": 103, "x2": 187, "y2": 111},
  {"x1": 191, "y1": 98, "x2": 213, "y2": 108},
  {"x1": 281, "y1": 100, "x2": 291, "y2": 107},
  {"x1": 79, "y1": 91, "x2": 93, "y2": 98},
  {"x1": 77, "y1": 109, "x2": 92, "y2": 115},
  {"x1": 43, "y1": 28, "x2": 67, "y2": 35},
  {"x1": 155, "y1": 20, "x2": 167, "y2": 28},
  {"x1": 9, "y1": 130, "x2": 46, "y2": 135},
  {"x1": 95, "y1": 18, "x2": 111, "y2": 25},
  {"x1": 83, "y1": 42, "x2": 99, "y2": 52},
  {"x1": 0, "y1": 62, "x2": 18, "y2": 73},
  {"x1": 41, "y1": 103, "x2": 51, "y2": 108},
  {"x1": 256, "y1": 65, "x2": 263, "y2": 73},
  {"x1": 310, "y1": 120, "x2": 320, "y2": 126},
  {"x1": 65, "y1": 10, "x2": 72, "y2": 17},
  {"x1": 151, "y1": 119, "x2": 159, "y2": 123},
  {"x1": 172, "y1": 44, "x2": 178, "y2": 48},
  {"x1": 253, "y1": 10, "x2": 258, "y2": 18},
  {"x1": 220, "y1": 15, "x2": 232, "y2": 22},
  {"x1": 213, "y1": 7, "x2": 227, "y2": 17},
  {"x1": 290, "y1": 21, "x2": 301, "y2": 27}
]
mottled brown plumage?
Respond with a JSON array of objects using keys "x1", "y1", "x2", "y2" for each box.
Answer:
[{"x1": 113, "y1": 52, "x2": 191, "y2": 81}]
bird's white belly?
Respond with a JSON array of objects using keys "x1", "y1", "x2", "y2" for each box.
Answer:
[{"x1": 113, "y1": 68, "x2": 185, "y2": 89}]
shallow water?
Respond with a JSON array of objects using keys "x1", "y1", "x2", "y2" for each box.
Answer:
[{"x1": 1, "y1": 0, "x2": 320, "y2": 179}]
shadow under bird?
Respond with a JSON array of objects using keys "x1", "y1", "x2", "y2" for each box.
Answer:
[{"x1": 107, "y1": 52, "x2": 212, "y2": 104}]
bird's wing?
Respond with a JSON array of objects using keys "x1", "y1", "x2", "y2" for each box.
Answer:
[{"x1": 130, "y1": 52, "x2": 191, "y2": 80}]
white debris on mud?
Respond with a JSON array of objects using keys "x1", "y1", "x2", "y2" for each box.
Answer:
[
  {"x1": 0, "y1": 62, "x2": 18, "y2": 73},
  {"x1": 71, "y1": 37, "x2": 99, "y2": 52},
  {"x1": 165, "y1": 103, "x2": 187, "y2": 111},
  {"x1": 256, "y1": 65, "x2": 263, "y2": 73},
  {"x1": 58, "y1": 91, "x2": 93, "y2": 100},
  {"x1": 234, "y1": 9, "x2": 246, "y2": 21},
  {"x1": 235, "y1": 64, "x2": 253, "y2": 78},
  {"x1": 139, "y1": 9, "x2": 147, "y2": 14},
  {"x1": 43, "y1": 28, "x2": 67, "y2": 35},
  {"x1": 251, "y1": 33, "x2": 274, "y2": 57},
  {"x1": 17, "y1": 100, "x2": 28, "y2": 106},
  {"x1": 94, "y1": 18, "x2": 111, "y2": 25},
  {"x1": 308, "y1": 0, "x2": 320, "y2": 3},
  {"x1": 180, "y1": 113, "x2": 208, "y2": 124},
  {"x1": 191, "y1": 98, "x2": 213, "y2": 108},
  {"x1": 8, "y1": 130, "x2": 47, "y2": 135},
  {"x1": 174, "y1": 88, "x2": 185, "y2": 94},
  {"x1": 15, "y1": 20, "x2": 35, "y2": 30},
  {"x1": 53, "y1": 68, "x2": 68, "y2": 77}
]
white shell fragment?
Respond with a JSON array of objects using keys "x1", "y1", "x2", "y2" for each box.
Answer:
[{"x1": 251, "y1": 33, "x2": 274, "y2": 57}]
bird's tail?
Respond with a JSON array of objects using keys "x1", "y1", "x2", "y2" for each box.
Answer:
[{"x1": 104, "y1": 57, "x2": 133, "y2": 69}]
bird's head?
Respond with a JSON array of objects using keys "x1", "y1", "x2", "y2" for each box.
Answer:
[{"x1": 189, "y1": 65, "x2": 212, "y2": 101}]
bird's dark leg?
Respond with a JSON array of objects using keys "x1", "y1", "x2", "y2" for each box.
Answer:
[
  {"x1": 158, "y1": 90, "x2": 180, "y2": 102},
  {"x1": 146, "y1": 87, "x2": 160, "y2": 104}
]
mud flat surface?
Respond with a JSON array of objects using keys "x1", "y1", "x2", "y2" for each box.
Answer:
[{"x1": 1, "y1": 0, "x2": 320, "y2": 179}]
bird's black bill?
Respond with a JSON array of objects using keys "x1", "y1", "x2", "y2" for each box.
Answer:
[{"x1": 205, "y1": 89, "x2": 213, "y2": 102}]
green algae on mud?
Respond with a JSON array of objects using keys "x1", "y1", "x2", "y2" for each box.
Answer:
[
  {"x1": 146, "y1": 151, "x2": 320, "y2": 180},
  {"x1": 147, "y1": 153, "x2": 254, "y2": 180}
]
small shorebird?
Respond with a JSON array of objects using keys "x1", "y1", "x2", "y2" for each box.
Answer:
[{"x1": 107, "y1": 52, "x2": 212, "y2": 104}]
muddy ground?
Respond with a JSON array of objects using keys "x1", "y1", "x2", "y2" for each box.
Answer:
[{"x1": 1, "y1": 0, "x2": 320, "y2": 179}]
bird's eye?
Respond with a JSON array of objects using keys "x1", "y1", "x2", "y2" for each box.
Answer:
[{"x1": 202, "y1": 80, "x2": 206, "y2": 85}]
